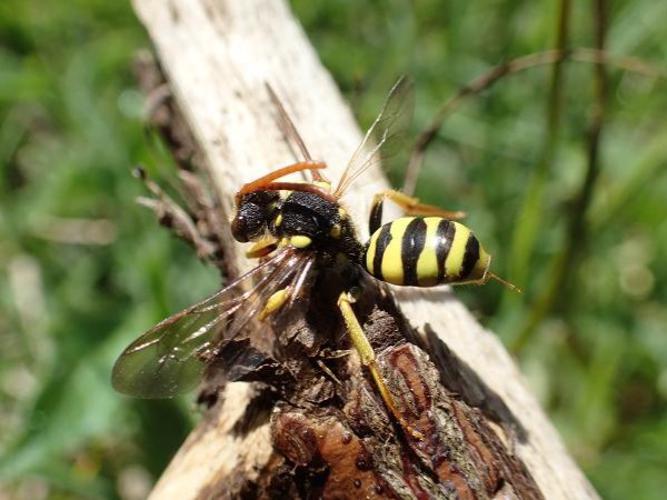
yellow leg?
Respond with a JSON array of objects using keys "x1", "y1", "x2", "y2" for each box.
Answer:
[
  {"x1": 369, "y1": 189, "x2": 465, "y2": 234},
  {"x1": 259, "y1": 287, "x2": 291, "y2": 320},
  {"x1": 245, "y1": 235, "x2": 279, "y2": 259},
  {"x1": 337, "y1": 291, "x2": 423, "y2": 440},
  {"x1": 376, "y1": 189, "x2": 466, "y2": 218},
  {"x1": 482, "y1": 271, "x2": 522, "y2": 293}
]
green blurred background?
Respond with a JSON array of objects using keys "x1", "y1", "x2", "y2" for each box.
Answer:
[{"x1": 1, "y1": 0, "x2": 665, "y2": 498}]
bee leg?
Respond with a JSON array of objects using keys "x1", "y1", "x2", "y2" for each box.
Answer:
[
  {"x1": 259, "y1": 287, "x2": 292, "y2": 321},
  {"x1": 337, "y1": 291, "x2": 423, "y2": 440},
  {"x1": 456, "y1": 267, "x2": 521, "y2": 293},
  {"x1": 245, "y1": 235, "x2": 279, "y2": 259},
  {"x1": 481, "y1": 271, "x2": 522, "y2": 293},
  {"x1": 369, "y1": 189, "x2": 466, "y2": 234}
]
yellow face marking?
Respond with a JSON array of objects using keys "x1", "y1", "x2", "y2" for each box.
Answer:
[
  {"x1": 290, "y1": 235, "x2": 312, "y2": 248},
  {"x1": 416, "y1": 217, "x2": 442, "y2": 286},
  {"x1": 338, "y1": 207, "x2": 347, "y2": 219},
  {"x1": 330, "y1": 224, "x2": 342, "y2": 239},
  {"x1": 444, "y1": 221, "x2": 470, "y2": 280},
  {"x1": 259, "y1": 288, "x2": 290, "y2": 320},
  {"x1": 381, "y1": 217, "x2": 414, "y2": 285},
  {"x1": 274, "y1": 213, "x2": 283, "y2": 227}
]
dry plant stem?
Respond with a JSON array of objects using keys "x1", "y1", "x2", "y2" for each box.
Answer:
[
  {"x1": 130, "y1": 0, "x2": 597, "y2": 498},
  {"x1": 513, "y1": 0, "x2": 610, "y2": 354},
  {"x1": 403, "y1": 47, "x2": 666, "y2": 197},
  {"x1": 500, "y1": 0, "x2": 570, "y2": 301}
]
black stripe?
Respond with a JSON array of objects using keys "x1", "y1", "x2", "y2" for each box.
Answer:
[
  {"x1": 372, "y1": 223, "x2": 393, "y2": 281},
  {"x1": 401, "y1": 218, "x2": 427, "y2": 286},
  {"x1": 436, "y1": 220, "x2": 455, "y2": 282},
  {"x1": 460, "y1": 234, "x2": 480, "y2": 279},
  {"x1": 369, "y1": 199, "x2": 383, "y2": 235}
]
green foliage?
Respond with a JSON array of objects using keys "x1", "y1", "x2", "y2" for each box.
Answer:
[
  {"x1": 1, "y1": 0, "x2": 666, "y2": 498},
  {"x1": 0, "y1": 1, "x2": 213, "y2": 497}
]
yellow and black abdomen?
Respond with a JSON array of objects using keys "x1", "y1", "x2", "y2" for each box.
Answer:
[{"x1": 364, "y1": 217, "x2": 491, "y2": 287}]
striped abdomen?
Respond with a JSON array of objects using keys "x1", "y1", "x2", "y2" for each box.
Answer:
[{"x1": 364, "y1": 217, "x2": 491, "y2": 287}]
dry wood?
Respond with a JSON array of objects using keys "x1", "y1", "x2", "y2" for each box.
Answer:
[{"x1": 130, "y1": 0, "x2": 598, "y2": 499}]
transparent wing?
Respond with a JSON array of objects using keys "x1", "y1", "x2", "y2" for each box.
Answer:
[
  {"x1": 335, "y1": 76, "x2": 415, "y2": 196},
  {"x1": 266, "y1": 82, "x2": 312, "y2": 163},
  {"x1": 112, "y1": 249, "x2": 312, "y2": 398}
]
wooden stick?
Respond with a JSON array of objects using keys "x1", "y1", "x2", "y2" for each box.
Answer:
[{"x1": 131, "y1": 1, "x2": 598, "y2": 498}]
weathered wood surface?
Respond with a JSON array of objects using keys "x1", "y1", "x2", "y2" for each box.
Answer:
[{"x1": 130, "y1": 0, "x2": 598, "y2": 499}]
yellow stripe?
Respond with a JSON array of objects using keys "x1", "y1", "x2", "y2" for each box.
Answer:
[
  {"x1": 416, "y1": 217, "x2": 441, "y2": 286},
  {"x1": 381, "y1": 217, "x2": 414, "y2": 285},
  {"x1": 365, "y1": 229, "x2": 380, "y2": 272},
  {"x1": 444, "y1": 221, "x2": 470, "y2": 280}
]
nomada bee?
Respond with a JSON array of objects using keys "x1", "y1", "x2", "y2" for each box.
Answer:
[{"x1": 112, "y1": 77, "x2": 517, "y2": 435}]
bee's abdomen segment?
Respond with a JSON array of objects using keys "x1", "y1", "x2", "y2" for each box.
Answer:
[{"x1": 364, "y1": 217, "x2": 490, "y2": 286}]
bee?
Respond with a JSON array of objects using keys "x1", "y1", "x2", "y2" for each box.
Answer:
[{"x1": 112, "y1": 77, "x2": 516, "y2": 434}]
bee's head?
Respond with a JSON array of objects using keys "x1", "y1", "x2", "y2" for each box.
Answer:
[{"x1": 231, "y1": 190, "x2": 280, "y2": 242}]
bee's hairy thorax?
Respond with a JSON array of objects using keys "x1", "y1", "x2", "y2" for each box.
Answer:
[{"x1": 271, "y1": 190, "x2": 364, "y2": 262}]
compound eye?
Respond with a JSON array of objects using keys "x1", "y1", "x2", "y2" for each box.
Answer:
[
  {"x1": 231, "y1": 202, "x2": 265, "y2": 242},
  {"x1": 231, "y1": 214, "x2": 250, "y2": 242}
]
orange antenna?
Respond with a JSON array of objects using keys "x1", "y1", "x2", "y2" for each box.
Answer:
[
  {"x1": 236, "y1": 161, "x2": 326, "y2": 201},
  {"x1": 487, "y1": 272, "x2": 522, "y2": 293}
]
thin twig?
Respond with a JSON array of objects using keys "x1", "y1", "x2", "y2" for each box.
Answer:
[
  {"x1": 505, "y1": 0, "x2": 571, "y2": 303},
  {"x1": 512, "y1": 0, "x2": 609, "y2": 354},
  {"x1": 404, "y1": 50, "x2": 558, "y2": 197},
  {"x1": 403, "y1": 48, "x2": 667, "y2": 196},
  {"x1": 133, "y1": 167, "x2": 220, "y2": 262}
]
